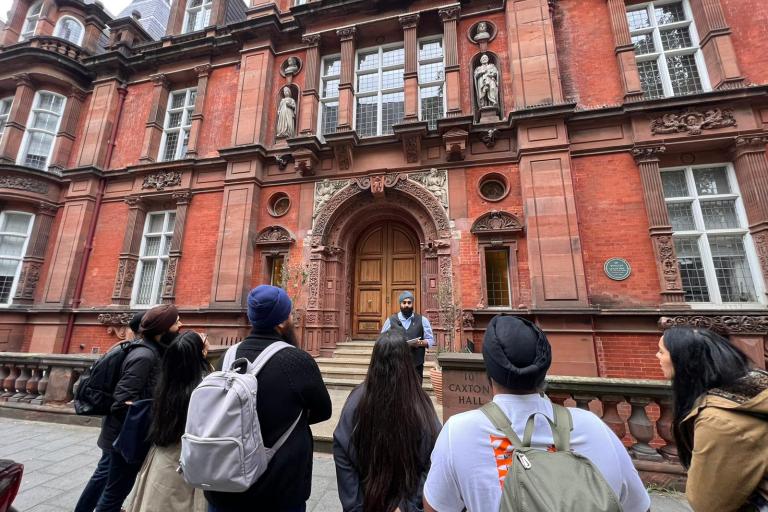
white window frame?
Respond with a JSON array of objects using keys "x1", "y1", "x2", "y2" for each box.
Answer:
[
  {"x1": 318, "y1": 53, "x2": 341, "y2": 139},
  {"x1": 54, "y1": 15, "x2": 85, "y2": 46},
  {"x1": 131, "y1": 211, "x2": 175, "y2": 308},
  {"x1": 0, "y1": 97, "x2": 14, "y2": 140},
  {"x1": 17, "y1": 91, "x2": 66, "y2": 172},
  {"x1": 353, "y1": 42, "x2": 405, "y2": 137},
  {"x1": 158, "y1": 88, "x2": 196, "y2": 162},
  {"x1": 294, "y1": 0, "x2": 309, "y2": 4},
  {"x1": 627, "y1": 0, "x2": 710, "y2": 98},
  {"x1": 662, "y1": 163, "x2": 766, "y2": 309},
  {"x1": 181, "y1": 0, "x2": 213, "y2": 34},
  {"x1": 0, "y1": 211, "x2": 35, "y2": 307},
  {"x1": 19, "y1": 0, "x2": 42, "y2": 41},
  {"x1": 417, "y1": 36, "x2": 446, "y2": 130}
]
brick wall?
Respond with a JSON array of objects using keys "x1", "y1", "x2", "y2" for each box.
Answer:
[
  {"x1": 197, "y1": 66, "x2": 238, "y2": 158},
  {"x1": 110, "y1": 81, "x2": 153, "y2": 169},
  {"x1": 722, "y1": 0, "x2": 768, "y2": 85},
  {"x1": 79, "y1": 200, "x2": 125, "y2": 307},
  {"x1": 596, "y1": 333, "x2": 664, "y2": 379}
]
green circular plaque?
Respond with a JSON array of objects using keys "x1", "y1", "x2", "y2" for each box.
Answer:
[{"x1": 604, "y1": 258, "x2": 631, "y2": 281}]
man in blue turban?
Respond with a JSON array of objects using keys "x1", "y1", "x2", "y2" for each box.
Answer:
[{"x1": 380, "y1": 290, "x2": 434, "y2": 384}]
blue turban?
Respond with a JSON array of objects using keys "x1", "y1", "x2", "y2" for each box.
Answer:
[
  {"x1": 247, "y1": 285, "x2": 292, "y2": 330},
  {"x1": 398, "y1": 291, "x2": 414, "y2": 303}
]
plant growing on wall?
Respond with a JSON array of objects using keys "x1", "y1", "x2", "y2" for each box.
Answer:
[{"x1": 280, "y1": 261, "x2": 309, "y2": 312}]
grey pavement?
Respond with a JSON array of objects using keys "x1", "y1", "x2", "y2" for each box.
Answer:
[{"x1": 0, "y1": 417, "x2": 691, "y2": 511}]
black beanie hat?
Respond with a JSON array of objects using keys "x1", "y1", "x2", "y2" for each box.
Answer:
[
  {"x1": 129, "y1": 311, "x2": 145, "y2": 334},
  {"x1": 482, "y1": 315, "x2": 552, "y2": 390}
]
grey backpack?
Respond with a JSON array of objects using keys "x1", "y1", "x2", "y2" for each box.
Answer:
[
  {"x1": 180, "y1": 341, "x2": 301, "y2": 492},
  {"x1": 481, "y1": 401, "x2": 622, "y2": 512}
]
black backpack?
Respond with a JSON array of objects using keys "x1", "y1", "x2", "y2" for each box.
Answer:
[{"x1": 74, "y1": 339, "x2": 154, "y2": 416}]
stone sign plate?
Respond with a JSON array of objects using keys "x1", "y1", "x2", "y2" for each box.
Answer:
[{"x1": 604, "y1": 258, "x2": 631, "y2": 281}]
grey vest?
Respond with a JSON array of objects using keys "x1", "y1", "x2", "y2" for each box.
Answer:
[{"x1": 389, "y1": 313, "x2": 426, "y2": 366}]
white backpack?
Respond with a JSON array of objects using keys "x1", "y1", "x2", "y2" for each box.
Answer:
[{"x1": 180, "y1": 341, "x2": 301, "y2": 492}]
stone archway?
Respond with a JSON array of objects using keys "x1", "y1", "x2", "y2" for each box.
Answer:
[{"x1": 305, "y1": 172, "x2": 453, "y2": 356}]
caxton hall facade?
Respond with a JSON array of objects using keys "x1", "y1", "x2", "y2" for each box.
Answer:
[{"x1": 0, "y1": 0, "x2": 766, "y2": 379}]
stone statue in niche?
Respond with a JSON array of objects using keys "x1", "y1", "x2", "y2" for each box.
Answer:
[
  {"x1": 474, "y1": 54, "x2": 499, "y2": 109},
  {"x1": 276, "y1": 87, "x2": 296, "y2": 139},
  {"x1": 284, "y1": 57, "x2": 299, "y2": 76},
  {"x1": 474, "y1": 22, "x2": 491, "y2": 43}
]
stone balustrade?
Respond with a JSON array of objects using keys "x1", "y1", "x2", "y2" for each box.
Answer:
[
  {"x1": 439, "y1": 353, "x2": 686, "y2": 489},
  {"x1": 29, "y1": 36, "x2": 85, "y2": 61}
]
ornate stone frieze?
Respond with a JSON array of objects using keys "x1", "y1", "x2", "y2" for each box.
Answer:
[
  {"x1": 471, "y1": 210, "x2": 523, "y2": 234},
  {"x1": 142, "y1": 170, "x2": 182, "y2": 191},
  {"x1": 734, "y1": 135, "x2": 768, "y2": 149},
  {"x1": 650, "y1": 108, "x2": 736, "y2": 136},
  {"x1": 97, "y1": 312, "x2": 135, "y2": 341},
  {"x1": 653, "y1": 236, "x2": 682, "y2": 291},
  {"x1": 14, "y1": 262, "x2": 41, "y2": 300},
  {"x1": 162, "y1": 257, "x2": 179, "y2": 296},
  {"x1": 659, "y1": 315, "x2": 768, "y2": 334},
  {"x1": 0, "y1": 176, "x2": 49, "y2": 194},
  {"x1": 408, "y1": 168, "x2": 448, "y2": 210},
  {"x1": 313, "y1": 179, "x2": 349, "y2": 219},
  {"x1": 753, "y1": 231, "x2": 768, "y2": 275},
  {"x1": 254, "y1": 226, "x2": 295, "y2": 245}
]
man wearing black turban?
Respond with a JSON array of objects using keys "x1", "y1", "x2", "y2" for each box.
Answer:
[{"x1": 423, "y1": 315, "x2": 651, "y2": 512}]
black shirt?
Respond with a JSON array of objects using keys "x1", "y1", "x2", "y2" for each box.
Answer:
[{"x1": 205, "y1": 330, "x2": 332, "y2": 510}]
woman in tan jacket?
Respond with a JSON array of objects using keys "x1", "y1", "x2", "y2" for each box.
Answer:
[{"x1": 657, "y1": 327, "x2": 768, "y2": 512}]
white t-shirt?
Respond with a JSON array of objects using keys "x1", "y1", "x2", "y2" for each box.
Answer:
[{"x1": 424, "y1": 394, "x2": 651, "y2": 512}]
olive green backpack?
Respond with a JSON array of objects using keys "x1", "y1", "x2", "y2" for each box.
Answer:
[{"x1": 481, "y1": 401, "x2": 623, "y2": 512}]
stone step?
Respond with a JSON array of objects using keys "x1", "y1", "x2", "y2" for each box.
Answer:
[
  {"x1": 335, "y1": 341, "x2": 376, "y2": 349},
  {"x1": 323, "y1": 377, "x2": 434, "y2": 393},
  {"x1": 330, "y1": 349, "x2": 373, "y2": 361},
  {"x1": 320, "y1": 365, "x2": 433, "y2": 382},
  {"x1": 317, "y1": 357, "x2": 436, "y2": 369}
]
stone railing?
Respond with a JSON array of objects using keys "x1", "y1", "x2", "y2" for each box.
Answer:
[
  {"x1": 29, "y1": 36, "x2": 85, "y2": 61},
  {"x1": 0, "y1": 348, "x2": 227, "y2": 414},
  {"x1": 439, "y1": 353, "x2": 686, "y2": 489}
]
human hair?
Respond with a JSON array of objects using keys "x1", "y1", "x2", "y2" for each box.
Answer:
[
  {"x1": 351, "y1": 329, "x2": 440, "y2": 512},
  {"x1": 150, "y1": 330, "x2": 210, "y2": 447},
  {"x1": 663, "y1": 327, "x2": 751, "y2": 467}
]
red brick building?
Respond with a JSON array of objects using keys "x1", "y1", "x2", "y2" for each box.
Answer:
[{"x1": 0, "y1": 0, "x2": 766, "y2": 379}]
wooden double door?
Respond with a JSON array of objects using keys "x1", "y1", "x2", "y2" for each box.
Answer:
[{"x1": 353, "y1": 221, "x2": 421, "y2": 339}]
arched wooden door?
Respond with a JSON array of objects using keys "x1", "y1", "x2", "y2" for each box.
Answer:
[{"x1": 353, "y1": 221, "x2": 420, "y2": 339}]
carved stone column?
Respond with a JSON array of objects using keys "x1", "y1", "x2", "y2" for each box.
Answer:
[
  {"x1": 689, "y1": 0, "x2": 745, "y2": 89},
  {"x1": 438, "y1": 6, "x2": 461, "y2": 117},
  {"x1": 139, "y1": 74, "x2": 170, "y2": 163},
  {"x1": 632, "y1": 146, "x2": 686, "y2": 304},
  {"x1": 49, "y1": 87, "x2": 86, "y2": 174},
  {"x1": 13, "y1": 202, "x2": 57, "y2": 305},
  {"x1": 185, "y1": 65, "x2": 211, "y2": 157},
  {"x1": 336, "y1": 27, "x2": 356, "y2": 132},
  {"x1": 161, "y1": 191, "x2": 191, "y2": 303},
  {"x1": 731, "y1": 135, "x2": 768, "y2": 293},
  {"x1": 0, "y1": 74, "x2": 36, "y2": 164},
  {"x1": 400, "y1": 13, "x2": 420, "y2": 122},
  {"x1": 606, "y1": 0, "x2": 644, "y2": 102},
  {"x1": 299, "y1": 34, "x2": 321, "y2": 135},
  {"x1": 112, "y1": 196, "x2": 147, "y2": 305}
]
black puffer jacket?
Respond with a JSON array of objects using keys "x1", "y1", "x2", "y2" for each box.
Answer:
[{"x1": 97, "y1": 338, "x2": 165, "y2": 450}]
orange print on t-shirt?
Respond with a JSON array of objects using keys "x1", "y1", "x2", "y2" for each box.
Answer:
[{"x1": 489, "y1": 435, "x2": 558, "y2": 488}]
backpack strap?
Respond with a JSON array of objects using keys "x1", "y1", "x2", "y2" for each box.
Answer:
[
  {"x1": 250, "y1": 341, "x2": 293, "y2": 375},
  {"x1": 221, "y1": 342, "x2": 242, "y2": 371},
  {"x1": 480, "y1": 402, "x2": 524, "y2": 450},
  {"x1": 265, "y1": 412, "x2": 302, "y2": 457}
]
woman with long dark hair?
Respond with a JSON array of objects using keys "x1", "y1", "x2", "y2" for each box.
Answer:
[
  {"x1": 333, "y1": 329, "x2": 442, "y2": 512},
  {"x1": 128, "y1": 330, "x2": 212, "y2": 512},
  {"x1": 658, "y1": 327, "x2": 768, "y2": 512}
]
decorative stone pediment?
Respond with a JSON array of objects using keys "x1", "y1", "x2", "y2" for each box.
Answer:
[
  {"x1": 408, "y1": 168, "x2": 448, "y2": 210},
  {"x1": 659, "y1": 315, "x2": 768, "y2": 335},
  {"x1": 142, "y1": 170, "x2": 182, "y2": 190},
  {"x1": 254, "y1": 226, "x2": 295, "y2": 245},
  {"x1": 0, "y1": 175, "x2": 49, "y2": 194},
  {"x1": 650, "y1": 108, "x2": 736, "y2": 136},
  {"x1": 471, "y1": 210, "x2": 523, "y2": 235}
]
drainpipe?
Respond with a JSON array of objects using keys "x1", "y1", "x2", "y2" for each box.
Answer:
[{"x1": 61, "y1": 84, "x2": 127, "y2": 354}]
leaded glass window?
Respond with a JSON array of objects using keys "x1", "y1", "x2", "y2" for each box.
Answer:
[
  {"x1": 662, "y1": 165, "x2": 763, "y2": 304},
  {"x1": 418, "y1": 38, "x2": 445, "y2": 130},
  {"x1": 159, "y1": 88, "x2": 196, "y2": 162},
  {"x1": 132, "y1": 211, "x2": 175, "y2": 307},
  {"x1": 319, "y1": 55, "x2": 340, "y2": 136},
  {"x1": 54, "y1": 16, "x2": 84, "y2": 45},
  {"x1": 182, "y1": 0, "x2": 212, "y2": 33},
  {"x1": 0, "y1": 98, "x2": 13, "y2": 139},
  {"x1": 485, "y1": 248, "x2": 511, "y2": 307},
  {"x1": 19, "y1": 1, "x2": 42, "y2": 41},
  {"x1": 626, "y1": 1, "x2": 708, "y2": 98},
  {"x1": 355, "y1": 44, "x2": 404, "y2": 137},
  {"x1": 0, "y1": 212, "x2": 34, "y2": 306},
  {"x1": 19, "y1": 91, "x2": 65, "y2": 171}
]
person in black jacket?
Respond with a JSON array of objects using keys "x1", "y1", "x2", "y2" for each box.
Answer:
[
  {"x1": 333, "y1": 329, "x2": 441, "y2": 512},
  {"x1": 75, "y1": 305, "x2": 182, "y2": 512},
  {"x1": 205, "y1": 285, "x2": 332, "y2": 512}
]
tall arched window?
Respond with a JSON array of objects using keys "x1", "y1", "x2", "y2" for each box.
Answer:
[
  {"x1": 182, "y1": 0, "x2": 212, "y2": 34},
  {"x1": 18, "y1": 91, "x2": 66, "y2": 171},
  {"x1": 54, "y1": 16, "x2": 85, "y2": 45},
  {"x1": 19, "y1": 0, "x2": 43, "y2": 41}
]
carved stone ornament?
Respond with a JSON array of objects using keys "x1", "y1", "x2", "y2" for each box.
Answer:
[
  {"x1": 336, "y1": 27, "x2": 356, "y2": 41},
  {"x1": 409, "y1": 168, "x2": 448, "y2": 210},
  {"x1": 313, "y1": 178, "x2": 349, "y2": 219},
  {"x1": 443, "y1": 129, "x2": 468, "y2": 162},
  {"x1": 254, "y1": 226, "x2": 295, "y2": 245},
  {"x1": 632, "y1": 145, "x2": 666, "y2": 162},
  {"x1": 753, "y1": 231, "x2": 768, "y2": 275},
  {"x1": 482, "y1": 128, "x2": 499, "y2": 148},
  {"x1": 462, "y1": 311, "x2": 476, "y2": 329},
  {"x1": 403, "y1": 135, "x2": 419, "y2": 164},
  {"x1": 14, "y1": 262, "x2": 41, "y2": 300},
  {"x1": 438, "y1": 5, "x2": 460, "y2": 21},
  {"x1": 650, "y1": 108, "x2": 736, "y2": 136},
  {"x1": 422, "y1": 238, "x2": 451, "y2": 258},
  {"x1": 280, "y1": 56, "x2": 302, "y2": 78},
  {"x1": 0, "y1": 176, "x2": 49, "y2": 194},
  {"x1": 654, "y1": 235, "x2": 682, "y2": 291},
  {"x1": 302, "y1": 34, "x2": 321, "y2": 46},
  {"x1": 471, "y1": 210, "x2": 524, "y2": 235},
  {"x1": 659, "y1": 315, "x2": 768, "y2": 335},
  {"x1": 98, "y1": 312, "x2": 135, "y2": 341},
  {"x1": 735, "y1": 135, "x2": 768, "y2": 149},
  {"x1": 142, "y1": 170, "x2": 182, "y2": 190},
  {"x1": 162, "y1": 257, "x2": 179, "y2": 296}
]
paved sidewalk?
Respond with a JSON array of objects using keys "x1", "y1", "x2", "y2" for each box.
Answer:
[{"x1": 0, "y1": 418, "x2": 691, "y2": 511}]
